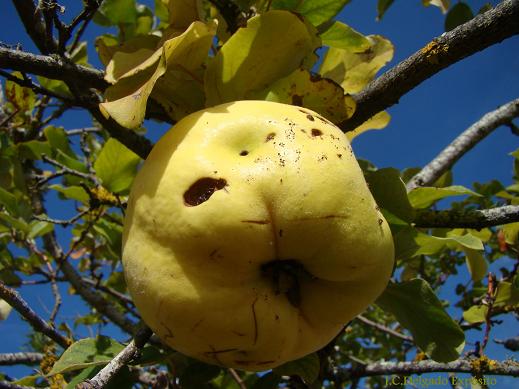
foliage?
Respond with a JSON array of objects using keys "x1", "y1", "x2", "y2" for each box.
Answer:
[{"x1": 0, "y1": 0, "x2": 518, "y2": 388}]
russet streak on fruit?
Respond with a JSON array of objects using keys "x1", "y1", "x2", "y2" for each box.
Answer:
[{"x1": 122, "y1": 101, "x2": 394, "y2": 371}]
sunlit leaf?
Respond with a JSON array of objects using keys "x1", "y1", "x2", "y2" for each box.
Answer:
[
  {"x1": 502, "y1": 222, "x2": 519, "y2": 244},
  {"x1": 49, "y1": 185, "x2": 90, "y2": 203},
  {"x1": 28, "y1": 220, "x2": 54, "y2": 239},
  {"x1": 377, "y1": 279, "x2": 465, "y2": 362},
  {"x1": 346, "y1": 110, "x2": 390, "y2": 141},
  {"x1": 273, "y1": 353, "x2": 319, "y2": 384},
  {"x1": 96, "y1": 35, "x2": 160, "y2": 68},
  {"x1": 423, "y1": 0, "x2": 450, "y2": 13},
  {"x1": 94, "y1": 139, "x2": 140, "y2": 194},
  {"x1": 463, "y1": 248, "x2": 487, "y2": 282},
  {"x1": 69, "y1": 42, "x2": 89, "y2": 66},
  {"x1": 445, "y1": 2, "x2": 473, "y2": 31},
  {"x1": 319, "y1": 20, "x2": 371, "y2": 52},
  {"x1": 407, "y1": 185, "x2": 480, "y2": 209},
  {"x1": 0, "y1": 299, "x2": 12, "y2": 321},
  {"x1": 150, "y1": 20, "x2": 216, "y2": 121},
  {"x1": 4, "y1": 72, "x2": 35, "y2": 113},
  {"x1": 44, "y1": 126, "x2": 75, "y2": 158},
  {"x1": 47, "y1": 336, "x2": 124, "y2": 376},
  {"x1": 320, "y1": 35, "x2": 393, "y2": 94},
  {"x1": 254, "y1": 68, "x2": 355, "y2": 124},
  {"x1": 205, "y1": 10, "x2": 321, "y2": 106},
  {"x1": 272, "y1": 0, "x2": 351, "y2": 26}
]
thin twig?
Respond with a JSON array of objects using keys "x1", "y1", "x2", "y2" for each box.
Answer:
[
  {"x1": 41, "y1": 155, "x2": 96, "y2": 181},
  {"x1": 66, "y1": 127, "x2": 101, "y2": 136},
  {"x1": 414, "y1": 205, "x2": 519, "y2": 229},
  {"x1": 33, "y1": 209, "x2": 90, "y2": 227},
  {"x1": 336, "y1": 357, "x2": 519, "y2": 380},
  {"x1": 0, "y1": 352, "x2": 44, "y2": 366},
  {"x1": 407, "y1": 98, "x2": 519, "y2": 190},
  {"x1": 78, "y1": 326, "x2": 154, "y2": 389},
  {"x1": 480, "y1": 273, "x2": 497, "y2": 354},
  {"x1": 0, "y1": 69, "x2": 73, "y2": 103},
  {"x1": 0, "y1": 281, "x2": 70, "y2": 349},
  {"x1": 356, "y1": 315, "x2": 413, "y2": 343},
  {"x1": 341, "y1": 0, "x2": 519, "y2": 132},
  {"x1": 228, "y1": 368, "x2": 247, "y2": 389}
]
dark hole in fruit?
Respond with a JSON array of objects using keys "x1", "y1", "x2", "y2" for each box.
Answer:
[
  {"x1": 184, "y1": 177, "x2": 227, "y2": 206},
  {"x1": 311, "y1": 128, "x2": 323, "y2": 137},
  {"x1": 240, "y1": 150, "x2": 249, "y2": 156},
  {"x1": 261, "y1": 259, "x2": 314, "y2": 308}
]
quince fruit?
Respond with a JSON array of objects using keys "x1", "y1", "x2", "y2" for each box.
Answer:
[{"x1": 122, "y1": 101, "x2": 394, "y2": 371}]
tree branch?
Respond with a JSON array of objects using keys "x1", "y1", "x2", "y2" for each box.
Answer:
[
  {"x1": 0, "y1": 352, "x2": 43, "y2": 366},
  {"x1": 341, "y1": 0, "x2": 519, "y2": 131},
  {"x1": 0, "y1": 281, "x2": 71, "y2": 349},
  {"x1": 0, "y1": 46, "x2": 106, "y2": 90},
  {"x1": 407, "y1": 98, "x2": 519, "y2": 190},
  {"x1": 337, "y1": 358, "x2": 519, "y2": 381},
  {"x1": 414, "y1": 205, "x2": 519, "y2": 229},
  {"x1": 356, "y1": 315, "x2": 413, "y2": 343},
  {"x1": 77, "y1": 326, "x2": 153, "y2": 389},
  {"x1": 12, "y1": 0, "x2": 57, "y2": 54}
]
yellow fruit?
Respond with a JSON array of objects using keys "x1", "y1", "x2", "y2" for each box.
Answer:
[{"x1": 122, "y1": 101, "x2": 394, "y2": 371}]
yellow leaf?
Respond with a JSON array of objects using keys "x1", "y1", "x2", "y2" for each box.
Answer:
[
  {"x1": 204, "y1": 10, "x2": 321, "y2": 106},
  {"x1": 95, "y1": 34, "x2": 160, "y2": 67},
  {"x1": 319, "y1": 35, "x2": 394, "y2": 94},
  {"x1": 253, "y1": 68, "x2": 355, "y2": 124},
  {"x1": 346, "y1": 110, "x2": 390, "y2": 141},
  {"x1": 463, "y1": 248, "x2": 488, "y2": 282},
  {"x1": 423, "y1": 0, "x2": 450, "y2": 13},
  {"x1": 0, "y1": 299, "x2": 12, "y2": 321},
  {"x1": 105, "y1": 48, "x2": 162, "y2": 84},
  {"x1": 164, "y1": 0, "x2": 203, "y2": 30}
]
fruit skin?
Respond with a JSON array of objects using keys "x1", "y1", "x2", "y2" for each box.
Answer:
[{"x1": 122, "y1": 100, "x2": 394, "y2": 371}]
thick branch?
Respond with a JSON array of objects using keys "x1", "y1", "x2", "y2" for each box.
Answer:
[
  {"x1": 338, "y1": 358, "x2": 519, "y2": 380},
  {"x1": 0, "y1": 46, "x2": 107, "y2": 90},
  {"x1": 78, "y1": 326, "x2": 153, "y2": 389},
  {"x1": 12, "y1": 0, "x2": 57, "y2": 54},
  {"x1": 0, "y1": 281, "x2": 70, "y2": 349},
  {"x1": 341, "y1": 0, "x2": 519, "y2": 131},
  {"x1": 414, "y1": 205, "x2": 519, "y2": 229},
  {"x1": 0, "y1": 352, "x2": 43, "y2": 366},
  {"x1": 408, "y1": 98, "x2": 519, "y2": 190}
]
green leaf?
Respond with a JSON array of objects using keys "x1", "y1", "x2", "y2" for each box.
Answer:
[
  {"x1": 28, "y1": 220, "x2": 54, "y2": 239},
  {"x1": 377, "y1": 0, "x2": 395, "y2": 20},
  {"x1": 319, "y1": 21, "x2": 370, "y2": 52},
  {"x1": 463, "y1": 248, "x2": 487, "y2": 282},
  {"x1": 502, "y1": 222, "x2": 519, "y2": 244},
  {"x1": 273, "y1": 353, "x2": 320, "y2": 384},
  {"x1": 320, "y1": 35, "x2": 393, "y2": 94},
  {"x1": 0, "y1": 299, "x2": 12, "y2": 321},
  {"x1": 463, "y1": 305, "x2": 487, "y2": 324},
  {"x1": 4, "y1": 72, "x2": 36, "y2": 113},
  {"x1": 37, "y1": 76, "x2": 72, "y2": 98},
  {"x1": 205, "y1": 10, "x2": 321, "y2": 106},
  {"x1": 364, "y1": 168, "x2": 415, "y2": 223},
  {"x1": 407, "y1": 185, "x2": 480, "y2": 209},
  {"x1": 94, "y1": 0, "x2": 138, "y2": 26},
  {"x1": 47, "y1": 336, "x2": 125, "y2": 376},
  {"x1": 377, "y1": 279, "x2": 465, "y2": 362},
  {"x1": 179, "y1": 362, "x2": 221, "y2": 388},
  {"x1": 445, "y1": 2, "x2": 473, "y2": 32},
  {"x1": 254, "y1": 68, "x2": 355, "y2": 124},
  {"x1": 44, "y1": 126, "x2": 75, "y2": 158},
  {"x1": 17, "y1": 140, "x2": 52, "y2": 160},
  {"x1": 0, "y1": 187, "x2": 18, "y2": 215},
  {"x1": 49, "y1": 185, "x2": 90, "y2": 203},
  {"x1": 463, "y1": 281, "x2": 519, "y2": 323},
  {"x1": 94, "y1": 139, "x2": 140, "y2": 194},
  {"x1": 272, "y1": 0, "x2": 351, "y2": 26}
]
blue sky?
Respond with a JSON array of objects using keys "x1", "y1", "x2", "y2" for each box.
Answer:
[{"x1": 1, "y1": 0, "x2": 518, "y2": 385}]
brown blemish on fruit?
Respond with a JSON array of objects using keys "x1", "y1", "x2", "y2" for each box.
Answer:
[
  {"x1": 311, "y1": 128, "x2": 323, "y2": 137},
  {"x1": 240, "y1": 150, "x2": 249, "y2": 156},
  {"x1": 266, "y1": 132, "x2": 276, "y2": 142},
  {"x1": 191, "y1": 318, "x2": 204, "y2": 332},
  {"x1": 290, "y1": 214, "x2": 348, "y2": 222},
  {"x1": 231, "y1": 330, "x2": 245, "y2": 337},
  {"x1": 184, "y1": 177, "x2": 227, "y2": 206},
  {"x1": 306, "y1": 114, "x2": 315, "y2": 121},
  {"x1": 160, "y1": 321, "x2": 174, "y2": 341},
  {"x1": 204, "y1": 346, "x2": 238, "y2": 365},
  {"x1": 241, "y1": 220, "x2": 270, "y2": 225},
  {"x1": 278, "y1": 229, "x2": 283, "y2": 237},
  {"x1": 209, "y1": 248, "x2": 222, "y2": 260},
  {"x1": 251, "y1": 296, "x2": 259, "y2": 345},
  {"x1": 337, "y1": 154, "x2": 343, "y2": 159}
]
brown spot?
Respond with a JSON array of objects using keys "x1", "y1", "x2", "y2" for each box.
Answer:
[
  {"x1": 184, "y1": 177, "x2": 227, "y2": 206},
  {"x1": 378, "y1": 219, "x2": 384, "y2": 225},
  {"x1": 289, "y1": 214, "x2": 348, "y2": 222},
  {"x1": 275, "y1": 314, "x2": 280, "y2": 321},
  {"x1": 311, "y1": 128, "x2": 323, "y2": 137},
  {"x1": 204, "y1": 348, "x2": 239, "y2": 356},
  {"x1": 239, "y1": 150, "x2": 249, "y2": 156},
  {"x1": 231, "y1": 330, "x2": 245, "y2": 337},
  {"x1": 241, "y1": 220, "x2": 270, "y2": 225},
  {"x1": 337, "y1": 154, "x2": 343, "y2": 159},
  {"x1": 306, "y1": 114, "x2": 315, "y2": 121},
  {"x1": 209, "y1": 249, "x2": 221, "y2": 260},
  {"x1": 279, "y1": 178, "x2": 283, "y2": 184},
  {"x1": 191, "y1": 318, "x2": 204, "y2": 332},
  {"x1": 292, "y1": 94, "x2": 303, "y2": 106},
  {"x1": 266, "y1": 132, "x2": 276, "y2": 142},
  {"x1": 278, "y1": 229, "x2": 283, "y2": 237}
]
